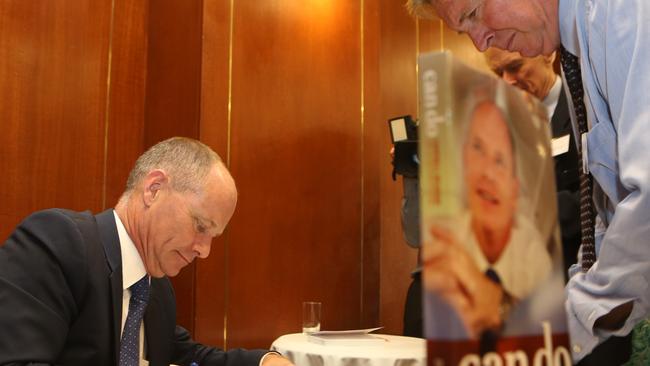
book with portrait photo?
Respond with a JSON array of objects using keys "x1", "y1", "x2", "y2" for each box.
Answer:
[{"x1": 418, "y1": 51, "x2": 571, "y2": 366}]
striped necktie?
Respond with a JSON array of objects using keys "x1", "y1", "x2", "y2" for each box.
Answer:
[{"x1": 559, "y1": 46, "x2": 596, "y2": 272}]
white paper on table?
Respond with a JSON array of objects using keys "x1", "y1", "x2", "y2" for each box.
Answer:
[{"x1": 310, "y1": 327, "x2": 383, "y2": 335}]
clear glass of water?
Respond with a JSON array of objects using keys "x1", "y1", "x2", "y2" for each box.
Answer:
[{"x1": 302, "y1": 301, "x2": 321, "y2": 333}]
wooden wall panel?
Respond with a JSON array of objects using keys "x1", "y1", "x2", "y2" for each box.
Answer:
[
  {"x1": 378, "y1": 0, "x2": 420, "y2": 336},
  {"x1": 145, "y1": 0, "x2": 202, "y2": 144},
  {"x1": 105, "y1": 0, "x2": 149, "y2": 208},
  {"x1": 225, "y1": 0, "x2": 363, "y2": 349},
  {"x1": 361, "y1": 0, "x2": 382, "y2": 329},
  {"x1": 145, "y1": 0, "x2": 205, "y2": 334},
  {"x1": 441, "y1": 31, "x2": 491, "y2": 73},
  {"x1": 194, "y1": 0, "x2": 231, "y2": 349},
  {"x1": 0, "y1": 0, "x2": 112, "y2": 241}
]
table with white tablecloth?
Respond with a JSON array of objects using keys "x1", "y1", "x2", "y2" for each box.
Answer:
[{"x1": 271, "y1": 333, "x2": 426, "y2": 366}]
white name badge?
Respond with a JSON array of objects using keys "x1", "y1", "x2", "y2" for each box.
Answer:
[{"x1": 551, "y1": 134, "x2": 570, "y2": 157}]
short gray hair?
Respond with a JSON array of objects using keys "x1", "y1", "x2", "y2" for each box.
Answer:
[
  {"x1": 405, "y1": 0, "x2": 437, "y2": 19},
  {"x1": 125, "y1": 137, "x2": 223, "y2": 194}
]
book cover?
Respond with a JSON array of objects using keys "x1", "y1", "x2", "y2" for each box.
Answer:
[{"x1": 418, "y1": 51, "x2": 571, "y2": 366}]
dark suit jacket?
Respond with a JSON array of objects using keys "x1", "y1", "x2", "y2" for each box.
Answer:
[
  {"x1": 0, "y1": 209, "x2": 266, "y2": 366},
  {"x1": 551, "y1": 87, "x2": 582, "y2": 275}
]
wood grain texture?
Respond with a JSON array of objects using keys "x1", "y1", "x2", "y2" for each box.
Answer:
[
  {"x1": 104, "y1": 0, "x2": 148, "y2": 208},
  {"x1": 224, "y1": 0, "x2": 364, "y2": 349},
  {"x1": 361, "y1": 0, "x2": 381, "y2": 329},
  {"x1": 145, "y1": 0, "x2": 204, "y2": 334},
  {"x1": 0, "y1": 0, "x2": 112, "y2": 240},
  {"x1": 144, "y1": 0, "x2": 202, "y2": 146},
  {"x1": 194, "y1": 0, "x2": 231, "y2": 350},
  {"x1": 378, "y1": 0, "x2": 420, "y2": 336}
]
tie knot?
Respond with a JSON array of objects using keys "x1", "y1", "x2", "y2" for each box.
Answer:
[
  {"x1": 485, "y1": 268, "x2": 501, "y2": 285},
  {"x1": 130, "y1": 275, "x2": 150, "y2": 303}
]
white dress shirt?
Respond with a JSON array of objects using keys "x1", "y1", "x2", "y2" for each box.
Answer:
[
  {"x1": 542, "y1": 75, "x2": 562, "y2": 120},
  {"x1": 114, "y1": 211, "x2": 149, "y2": 366}
]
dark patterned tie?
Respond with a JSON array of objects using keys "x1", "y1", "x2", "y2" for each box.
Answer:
[
  {"x1": 119, "y1": 275, "x2": 150, "y2": 366},
  {"x1": 479, "y1": 268, "x2": 501, "y2": 355},
  {"x1": 559, "y1": 46, "x2": 596, "y2": 272}
]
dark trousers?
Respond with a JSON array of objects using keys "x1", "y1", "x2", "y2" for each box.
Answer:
[
  {"x1": 576, "y1": 333, "x2": 632, "y2": 366},
  {"x1": 403, "y1": 271, "x2": 423, "y2": 338}
]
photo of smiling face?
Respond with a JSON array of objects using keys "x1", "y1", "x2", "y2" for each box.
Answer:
[{"x1": 463, "y1": 101, "x2": 519, "y2": 256}]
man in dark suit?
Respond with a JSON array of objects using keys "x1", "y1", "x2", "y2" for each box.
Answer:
[
  {"x1": 484, "y1": 48, "x2": 581, "y2": 276},
  {"x1": 0, "y1": 137, "x2": 293, "y2": 366}
]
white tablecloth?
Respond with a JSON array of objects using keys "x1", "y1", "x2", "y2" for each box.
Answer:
[{"x1": 271, "y1": 333, "x2": 426, "y2": 366}]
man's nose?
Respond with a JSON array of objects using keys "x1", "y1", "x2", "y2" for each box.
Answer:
[
  {"x1": 193, "y1": 236, "x2": 212, "y2": 259},
  {"x1": 468, "y1": 25, "x2": 494, "y2": 52}
]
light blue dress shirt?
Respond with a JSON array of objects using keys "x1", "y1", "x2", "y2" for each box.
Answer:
[{"x1": 560, "y1": 0, "x2": 650, "y2": 361}]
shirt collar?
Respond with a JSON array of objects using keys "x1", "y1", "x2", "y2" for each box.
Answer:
[
  {"x1": 113, "y1": 210, "x2": 148, "y2": 290},
  {"x1": 559, "y1": 0, "x2": 580, "y2": 57},
  {"x1": 542, "y1": 75, "x2": 562, "y2": 118}
]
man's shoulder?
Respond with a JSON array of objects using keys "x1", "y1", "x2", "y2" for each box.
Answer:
[
  {"x1": 10, "y1": 208, "x2": 101, "y2": 252},
  {"x1": 22, "y1": 208, "x2": 94, "y2": 225}
]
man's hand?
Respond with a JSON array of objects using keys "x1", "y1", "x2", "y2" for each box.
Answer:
[
  {"x1": 261, "y1": 353, "x2": 294, "y2": 366},
  {"x1": 422, "y1": 225, "x2": 505, "y2": 338},
  {"x1": 594, "y1": 300, "x2": 634, "y2": 331}
]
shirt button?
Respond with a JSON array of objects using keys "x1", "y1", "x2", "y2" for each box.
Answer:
[{"x1": 573, "y1": 344, "x2": 582, "y2": 354}]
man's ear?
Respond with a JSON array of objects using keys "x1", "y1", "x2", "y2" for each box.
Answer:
[
  {"x1": 543, "y1": 51, "x2": 557, "y2": 65},
  {"x1": 142, "y1": 169, "x2": 169, "y2": 207}
]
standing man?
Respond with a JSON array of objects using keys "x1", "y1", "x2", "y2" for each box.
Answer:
[
  {"x1": 407, "y1": 0, "x2": 650, "y2": 364},
  {"x1": 484, "y1": 48, "x2": 581, "y2": 276},
  {"x1": 0, "y1": 137, "x2": 292, "y2": 366}
]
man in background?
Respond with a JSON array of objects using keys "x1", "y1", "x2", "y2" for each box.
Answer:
[
  {"x1": 0, "y1": 137, "x2": 292, "y2": 366},
  {"x1": 484, "y1": 48, "x2": 581, "y2": 276},
  {"x1": 407, "y1": 0, "x2": 650, "y2": 364}
]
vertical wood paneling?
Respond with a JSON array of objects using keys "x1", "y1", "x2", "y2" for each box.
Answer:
[
  {"x1": 194, "y1": 0, "x2": 231, "y2": 349},
  {"x1": 361, "y1": 0, "x2": 381, "y2": 329},
  {"x1": 145, "y1": 0, "x2": 204, "y2": 334},
  {"x1": 441, "y1": 31, "x2": 491, "y2": 73},
  {"x1": 378, "y1": 0, "x2": 420, "y2": 336},
  {"x1": 105, "y1": 0, "x2": 149, "y2": 208},
  {"x1": 225, "y1": 0, "x2": 363, "y2": 349},
  {"x1": 0, "y1": 0, "x2": 112, "y2": 241}
]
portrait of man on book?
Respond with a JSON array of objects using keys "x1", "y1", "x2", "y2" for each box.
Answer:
[{"x1": 419, "y1": 52, "x2": 570, "y2": 365}]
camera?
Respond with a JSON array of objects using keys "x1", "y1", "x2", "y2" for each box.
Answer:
[{"x1": 388, "y1": 115, "x2": 419, "y2": 179}]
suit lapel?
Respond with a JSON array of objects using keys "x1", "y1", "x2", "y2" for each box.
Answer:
[
  {"x1": 144, "y1": 280, "x2": 171, "y2": 366},
  {"x1": 96, "y1": 209, "x2": 123, "y2": 364},
  {"x1": 551, "y1": 86, "x2": 572, "y2": 138}
]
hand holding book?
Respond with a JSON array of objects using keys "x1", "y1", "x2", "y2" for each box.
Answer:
[{"x1": 423, "y1": 225, "x2": 506, "y2": 338}]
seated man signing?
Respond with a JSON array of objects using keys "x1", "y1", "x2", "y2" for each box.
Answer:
[{"x1": 0, "y1": 137, "x2": 293, "y2": 366}]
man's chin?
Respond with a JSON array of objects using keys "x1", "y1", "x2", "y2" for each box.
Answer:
[
  {"x1": 164, "y1": 266, "x2": 184, "y2": 277},
  {"x1": 155, "y1": 263, "x2": 184, "y2": 278}
]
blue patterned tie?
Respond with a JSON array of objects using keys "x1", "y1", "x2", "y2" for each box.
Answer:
[
  {"x1": 119, "y1": 275, "x2": 150, "y2": 366},
  {"x1": 559, "y1": 46, "x2": 596, "y2": 272}
]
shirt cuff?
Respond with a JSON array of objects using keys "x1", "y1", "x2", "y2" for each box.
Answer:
[
  {"x1": 259, "y1": 351, "x2": 283, "y2": 366},
  {"x1": 566, "y1": 272, "x2": 645, "y2": 361}
]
